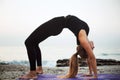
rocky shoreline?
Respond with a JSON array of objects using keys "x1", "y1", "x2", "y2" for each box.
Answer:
[
  {"x1": 56, "y1": 58, "x2": 120, "y2": 67},
  {"x1": 0, "y1": 58, "x2": 120, "y2": 80}
]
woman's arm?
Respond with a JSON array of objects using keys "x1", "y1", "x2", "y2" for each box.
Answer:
[
  {"x1": 88, "y1": 41, "x2": 95, "y2": 75},
  {"x1": 87, "y1": 58, "x2": 93, "y2": 75},
  {"x1": 85, "y1": 41, "x2": 95, "y2": 76},
  {"x1": 78, "y1": 30, "x2": 97, "y2": 78}
]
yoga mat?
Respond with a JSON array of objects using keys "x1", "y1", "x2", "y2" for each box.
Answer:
[{"x1": 17, "y1": 74, "x2": 120, "y2": 80}]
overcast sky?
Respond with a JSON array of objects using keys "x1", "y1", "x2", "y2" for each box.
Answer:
[{"x1": 0, "y1": 0, "x2": 120, "y2": 50}]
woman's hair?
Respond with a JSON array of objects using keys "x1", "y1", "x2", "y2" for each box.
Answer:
[
  {"x1": 77, "y1": 45, "x2": 88, "y2": 59},
  {"x1": 65, "y1": 45, "x2": 88, "y2": 78},
  {"x1": 66, "y1": 52, "x2": 78, "y2": 78},
  {"x1": 62, "y1": 42, "x2": 94, "y2": 78}
]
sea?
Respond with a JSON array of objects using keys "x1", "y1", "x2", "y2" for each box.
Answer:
[{"x1": 0, "y1": 46, "x2": 120, "y2": 67}]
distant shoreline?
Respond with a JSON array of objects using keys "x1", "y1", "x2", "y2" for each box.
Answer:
[{"x1": 0, "y1": 58, "x2": 120, "y2": 67}]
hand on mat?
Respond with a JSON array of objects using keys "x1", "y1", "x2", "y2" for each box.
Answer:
[
  {"x1": 57, "y1": 74, "x2": 71, "y2": 79},
  {"x1": 82, "y1": 74, "x2": 98, "y2": 79},
  {"x1": 82, "y1": 73, "x2": 93, "y2": 77},
  {"x1": 57, "y1": 75, "x2": 68, "y2": 78}
]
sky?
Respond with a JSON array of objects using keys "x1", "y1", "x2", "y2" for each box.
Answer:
[{"x1": 0, "y1": 0, "x2": 120, "y2": 61}]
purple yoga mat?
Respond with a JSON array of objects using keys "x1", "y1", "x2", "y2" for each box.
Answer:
[{"x1": 17, "y1": 74, "x2": 120, "y2": 80}]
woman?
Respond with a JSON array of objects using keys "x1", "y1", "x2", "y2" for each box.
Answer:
[{"x1": 20, "y1": 15, "x2": 97, "y2": 79}]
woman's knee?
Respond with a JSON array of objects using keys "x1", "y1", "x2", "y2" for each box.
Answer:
[{"x1": 25, "y1": 38, "x2": 33, "y2": 47}]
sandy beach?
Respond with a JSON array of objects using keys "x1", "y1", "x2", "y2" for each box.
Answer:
[{"x1": 0, "y1": 64, "x2": 120, "y2": 80}]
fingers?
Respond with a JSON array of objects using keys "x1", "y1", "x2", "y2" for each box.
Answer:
[{"x1": 89, "y1": 41, "x2": 95, "y2": 49}]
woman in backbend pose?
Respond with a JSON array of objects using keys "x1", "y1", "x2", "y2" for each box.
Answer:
[{"x1": 20, "y1": 15, "x2": 97, "y2": 79}]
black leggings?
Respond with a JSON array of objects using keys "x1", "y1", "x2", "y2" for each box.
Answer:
[{"x1": 25, "y1": 16, "x2": 65, "y2": 70}]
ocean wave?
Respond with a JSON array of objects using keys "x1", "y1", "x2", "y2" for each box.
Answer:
[{"x1": 102, "y1": 53, "x2": 120, "y2": 56}]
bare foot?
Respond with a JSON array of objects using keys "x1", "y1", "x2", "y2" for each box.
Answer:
[
  {"x1": 36, "y1": 66, "x2": 43, "y2": 74},
  {"x1": 20, "y1": 71, "x2": 37, "y2": 79}
]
